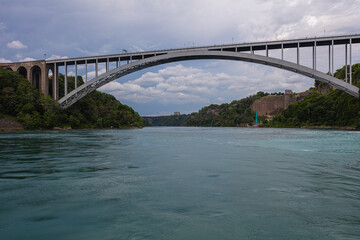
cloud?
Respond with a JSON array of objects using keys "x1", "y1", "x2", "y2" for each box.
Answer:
[
  {"x1": 1, "y1": 0, "x2": 359, "y2": 114},
  {"x1": 99, "y1": 63, "x2": 313, "y2": 106},
  {"x1": 83, "y1": 67, "x2": 106, "y2": 80},
  {"x1": 21, "y1": 57, "x2": 36, "y2": 62},
  {"x1": 7, "y1": 40, "x2": 27, "y2": 49},
  {"x1": 0, "y1": 58, "x2": 12, "y2": 63},
  {"x1": 46, "y1": 54, "x2": 69, "y2": 60}
]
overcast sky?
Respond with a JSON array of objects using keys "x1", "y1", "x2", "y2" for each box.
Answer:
[{"x1": 1, "y1": 0, "x2": 360, "y2": 115}]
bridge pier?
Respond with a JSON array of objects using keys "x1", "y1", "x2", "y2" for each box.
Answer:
[
  {"x1": 350, "y1": 38, "x2": 352, "y2": 85},
  {"x1": 52, "y1": 63, "x2": 59, "y2": 100},
  {"x1": 0, "y1": 60, "x2": 50, "y2": 97}
]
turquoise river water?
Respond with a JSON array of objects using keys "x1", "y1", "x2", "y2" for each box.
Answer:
[{"x1": 0, "y1": 127, "x2": 359, "y2": 239}]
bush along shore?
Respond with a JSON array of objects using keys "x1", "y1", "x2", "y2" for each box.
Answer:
[{"x1": 0, "y1": 67, "x2": 143, "y2": 130}]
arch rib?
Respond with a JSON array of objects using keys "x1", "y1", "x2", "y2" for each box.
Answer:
[{"x1": 58, "y1": 50, "x2": 359, "y2": 109}]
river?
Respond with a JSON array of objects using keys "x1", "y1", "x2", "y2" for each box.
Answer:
[{"x1": 0, "y1": 127, "x2": 359, "y2": 239}]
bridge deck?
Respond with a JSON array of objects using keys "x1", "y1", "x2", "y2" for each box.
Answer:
[{"x1": 46, "y1": 34, "x2": 360, "y2": 66}]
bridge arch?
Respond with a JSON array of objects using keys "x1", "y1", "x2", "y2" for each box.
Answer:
[
  {"x1": 17, "y1": 66, "x2": 27, "y2": 79},
  {"x1": 59, "y1": 50, "x2": 359, "y2": 109},
  {"x1": 30, "y1": 65, "x2": 41, "y2": 90}
]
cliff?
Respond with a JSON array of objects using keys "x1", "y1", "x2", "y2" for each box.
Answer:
[{"x1": 251, "y1": 90, "x2": 310, "y2": 116}]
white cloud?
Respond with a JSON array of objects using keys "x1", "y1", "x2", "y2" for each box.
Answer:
[
  {"x1": 0, "y1": 58, "x2": 12, "y2": 63},
  {"x1": 99, "y1": 63, "x2": 313, "y2": 106},
  {"x1": 21, "y1": 57, "x2": 36, "y2": 62},
  {"x1": 7, "y1": 40, "x2": 27, "y2": 49},
  {"x1": 83, "y1": 67, "x2": 106, "y2": 80},
  {"x1": 46, "y1": 54, "x2": 69, "y2": 60}
]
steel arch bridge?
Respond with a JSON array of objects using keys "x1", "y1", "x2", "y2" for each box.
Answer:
[
  {"x1": 58, "y1": 50, "x2": 359, "y2": 109},
  {"x1": 1, "y1": 34, "x2": 359, "y2": 109}
]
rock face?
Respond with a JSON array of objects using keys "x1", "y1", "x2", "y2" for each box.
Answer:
[
  {"x1": 251, "y1": 90, "x2": 295, "y2": 116},
  {"x1": 0, "y1": 118, "x2": 24, "y2": 130}
]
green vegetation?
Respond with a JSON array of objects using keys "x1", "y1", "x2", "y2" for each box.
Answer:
[
  {"x1": 0, "y1": 67, "x2": 143, "y2": 130},
  {"x1": 3, "y1": 62, "x2": 359, "y2": 130},
  {"x1": 145, "y1": 92, "x2": 281, "y2": 127},
  {"x1": 265, "y1": 64, "x2": 360, "y2": 129},
  {"x1": 186, "y1": 92, "x2": 274, "y2": 127}
]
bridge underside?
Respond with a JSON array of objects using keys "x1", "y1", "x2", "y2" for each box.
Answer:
[{"x1": 58, "y1": 50, "x2": 359, "y2": 109}]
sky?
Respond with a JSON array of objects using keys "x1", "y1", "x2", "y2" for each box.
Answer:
[{"x1": 1, "y1": 0, "x2": 360, "y2": 115}]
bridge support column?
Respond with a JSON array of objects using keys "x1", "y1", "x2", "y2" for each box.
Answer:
[
  {"x1": 345, "y1": 44, "x2": 348, "y2": 83},
  {"x1": 25, "y1": 66, "x2": 31, "y2": 83},
  {"x1": 95, "y1": 59, "x2": 98, "y2": 77},
  {"x1": 53, "y1": 63, "x2": 59, "y2": 100},
  {"x1": 43, "y1": 64, "x2": 51, "y2": 97},
  {"x1": 281, "y1": 44, "x2": 283, "y2": 60},
  {"x1": 350, "y1": 38, "x2": 352, "y2": 85},
  {"x1": 313, "y1": 41, "x2": 316, "y2": 70},
  {"x1": 329, "y1": 45, "x2": 331, "y2": 75},
  {"x1": 332, "y1": 40, "x2": 334, "y2": 76},
  {"x1": 297, "y1": 42, "x2": 300, "y2": 64},
  {"x1": 266, "y1": 44, "x2": 268, "y2": 57},
  {"x1": 85, "y1": 60, "x2": 87, "y2": 82},
  {"x1": 64, "y1": 62, "x2": 67, "y2": 96},
  {"x1": 75, "y1": 61, "x2": 78, "y2": 89}
]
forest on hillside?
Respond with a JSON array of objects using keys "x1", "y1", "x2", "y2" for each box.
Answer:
[{"x1": 0, "y1": 68, "x2": 143, "y2": 129}]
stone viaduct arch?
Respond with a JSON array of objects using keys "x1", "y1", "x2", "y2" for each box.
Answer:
[
  {"x1": 30, "y1": 65, "x2": 41, "y2": 90},
  {"x1": 17, "y1": 66, "x2": 27, "y2": 79},
  {"x1": 0, "y1": 60, "x2": 52, "y2": 97}
]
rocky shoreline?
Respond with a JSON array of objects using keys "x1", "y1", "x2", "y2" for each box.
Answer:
[{"x1": 0, "y1": 118, "x2": 24, "y2": 131}]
